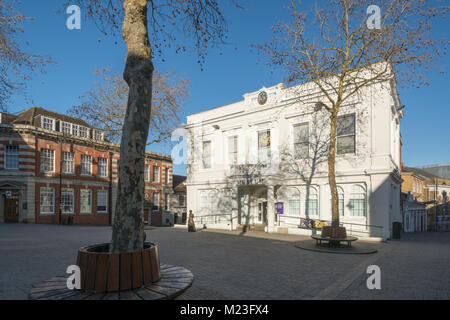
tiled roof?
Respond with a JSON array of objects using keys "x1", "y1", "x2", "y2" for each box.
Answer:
[
  {"x1": 12, "y1": 107, "x2": 93, "y2": 128},
  {"x1": 417, "y1": 164, "x2": 450, "y2": 180},
  {"x1": 0, "y1": 112, "x2": 18, "y2": 124},
  {"x1": 402, "y1": 166, "x2": 436, "y2": 180}
]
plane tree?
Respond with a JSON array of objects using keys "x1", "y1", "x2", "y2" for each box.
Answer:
[
  {"x1": 69, "y1": 68, "x2": 190, "y2": 145},
  {"x1": 69, "y1": 0, "x2": 236, "y2": 252},
  {"x1": 257, "y1": 0, "x2": 449, "y2": 228}
]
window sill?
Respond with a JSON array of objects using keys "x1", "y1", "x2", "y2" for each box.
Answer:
[
  {"x1": 336, "y1": 152, "x2": 357, "y2": 158},
  {"x1": 279, "y1": 215, "x2": 302, "y2": 219},
  {"x1": 80, "y1": 212, "x2": 92, "y2": 215},
  {"x1": 97, "y1": 211, "x2": 108, "y2": 214},
  {"x1": 40, "y1": 213, "x2": 55, "y2": 216}
]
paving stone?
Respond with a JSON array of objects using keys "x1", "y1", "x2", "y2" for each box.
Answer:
[{"x1": 1, "y1": 225, "x2": 450, "y2": 299}]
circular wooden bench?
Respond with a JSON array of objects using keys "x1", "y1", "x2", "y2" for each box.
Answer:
[
  {"x1": 29, "y1": 264, "x2": 193, "y2": 300},
  {"x1": 312, "y1": 226, "x2": 358, "y2": 248},
  {"x1": 311, "y1": 235, "x2": 358, "y2": 247}
]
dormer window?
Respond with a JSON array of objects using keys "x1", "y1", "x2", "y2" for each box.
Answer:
[
  {"x1": 41, "y1": 117, "x2": 55, "y2": 131},
  {"x1": 94, "y1": 130, "x2": 104, "y2": 141},
  {"x1": 72, "y1": 124, "x2": 79, "y2": 136},
  {"x1": 79, "y1": 126, "x2": 88, "y2": 138},
  {"x1": 61, "y1": 121, "x2": 71, "y2": 134}
]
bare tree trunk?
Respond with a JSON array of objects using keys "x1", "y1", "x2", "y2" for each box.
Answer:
[
  {"x1": 305, "y1": 183, "x2": 311, "y2": 219},
  {"x1": 329, "y1": 110, "x2": 339, "y2": 228},
  {"x1": 111, "y1": 0, "x2": 154, "y2": 253}
]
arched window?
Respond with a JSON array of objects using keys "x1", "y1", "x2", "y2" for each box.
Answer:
[
  {"x1": 349, "y1": 185, "x2": 366, "y2": 217},
  {"x1": 305, "y1": 186, "x2": 318, "y2": 216},
  {"x1": 278, "y1": 187, "x2": 300, "y2": 217},
  {"x1": 330, "y1": 186, "x2": 345, "y2": 216},
  {"x1": 199, "y1": 189, "x2": 216, "y2": 217}
]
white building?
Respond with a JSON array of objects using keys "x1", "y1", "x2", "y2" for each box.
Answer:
[
  {"x1": 186, "y1": 75, "x2": 403, "y2": 240},
  {"x1": 402, "y1": 192, "x2": 427, "y2": 233}
]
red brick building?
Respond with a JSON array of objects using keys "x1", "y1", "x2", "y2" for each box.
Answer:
[{"x1": 0, "y1": 107, "x2": 173, "y2": 226}]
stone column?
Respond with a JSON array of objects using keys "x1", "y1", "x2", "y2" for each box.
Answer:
[
  {"x1": 267, "y1": 184, "x2": 275, "y2": 233},
  {"x1": 319, "y1": 184, "x2": 327, "y2": 221},
  {"x1": 231, "y1": 185, "x2": 239, "y2": 230}
]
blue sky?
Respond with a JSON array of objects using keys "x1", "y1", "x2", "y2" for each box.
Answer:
[{"x1": 7, "y1": 0, "x2": 450, "y2": 175}]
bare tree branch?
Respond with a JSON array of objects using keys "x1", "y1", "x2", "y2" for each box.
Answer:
[
  {"x1": 256, "y1": 0, "x2": 449, "y2": 228},
  {"x1": 0, "y1": 0, "x2": 52, "y2": 111},
  {"x1": 69, "y1": 68, "x2": 190, "y2": 146}
]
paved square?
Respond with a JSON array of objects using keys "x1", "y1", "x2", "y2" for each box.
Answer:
[{"x1": 1, "y1": 224, "x2": 449, "y2": 300}]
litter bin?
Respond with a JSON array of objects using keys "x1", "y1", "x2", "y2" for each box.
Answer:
[{"x1": 392, "y1": 222, "x2": 401, "y2": 239}]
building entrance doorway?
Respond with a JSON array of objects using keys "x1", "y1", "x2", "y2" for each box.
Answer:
[
  {"x1": 144, "y1": 208, "x2": 150, "y2": 225},
  {"x1": 257, "y1": 201, "x2": 268, "y2": 225},
  {"x1": 4, "y1": 196, "x2": 19, "y2": 223}
]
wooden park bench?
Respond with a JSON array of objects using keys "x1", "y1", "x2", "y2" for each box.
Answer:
[{"x1": 311, "y1": 226, "x2": 358, "y2": 248}]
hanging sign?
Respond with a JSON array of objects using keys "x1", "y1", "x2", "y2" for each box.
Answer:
[{"x1": 276, "y1": 202, "x2": 284, "y2": 214}]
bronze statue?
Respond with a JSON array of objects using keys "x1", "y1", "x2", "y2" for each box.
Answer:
[{"x1": 188, "y1": 210, "x2": 197, "y2": 232}]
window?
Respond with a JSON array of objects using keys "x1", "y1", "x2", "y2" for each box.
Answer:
[
  {"x1": 98, "y1": 158, "x2": 108, "y2": 177},
  {"x1": 228, "y1": 136, "x2": 238, "y2": 164},
  {"x1": 164, "y1": 168, "x2": 169, "y2": 184},
  {"x1": 258, "y1": 130, "x2": 271, "y2": 162},
  {"x1": 152, "y1": 193, "x2": 160, "y2": 211},
  {"x1": 41, "y1": 117, "x2": 55, "y2": 131},
  {"x1": 40, "y1": 188, "x2": 54, "y2": 214},
  {"x1": 288, "y1": 199, "x2": 301, "y2": 217},
  {"x1": 164, "y1": 193, "x2": 169, "y2": 210},
  {"x1": 81, "y1": 155, "x2": 92, "y2": 175},
  {"x1": 337, "y1": 114, "x2": 356, "y2": 155},
  {"x1": 62, "y1": 152, "x2": 74, "y2": 174},
  {"x1": 179, "y1": 195, "x2": 185, "y2": 207},
  {"x1": 199, "y1": 190, "x2": 213, "y2": 215},
  {"x1": 153, "y1": 166, "x2": 160, "y2": 183},
  {"x1": 94, "y1": 130, "x2": 104, "y2": 141},
  {"x1": 279, "y1": 187, "x2": 301, "y2": 217},
  {"x1": 144, "y1": 164, "x2": 150, "y2": 181},
  {"x1": 97, "y1": 190, "x2": 108, "y2": 213},
  {"x1": 330, "y1": 187, "x2": 345, "y2": 216},
  {"x1": 41, "y1": 149, "x2": 55, "y2": 172},
  {"x1": 5, "y1": 145, "x2": 19, "y2": 169},
  {"x1": 202, "y1": 141, "x2": 211, "y2": 169},
  {"x1": 349, "y1": 185, "x2": 366, "y2": 217},
  {"x1": 80, "y1": 189, "x2": 92, "y2": 214},
  {"x1": 79, "y1": 126, "x2": 88, "y2": 138},
  {"x1": 61, "y1": 122, "x2": 71, "y2": 134},
  {"x1": 305, "y1": 187, "x2": 318, "y2": 216},
  {"x1": 72, "y1": 124, "x2": 79, "y2": 136},
  {"x1": 61, "y1": 189, "x2": 74, "y2": 214},
  {"x1": 293, "y1": 123, "x2": 309, "y2": 159}
]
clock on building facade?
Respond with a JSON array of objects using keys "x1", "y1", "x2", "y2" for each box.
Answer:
[{"x1": 258, "y1": 91, "x2": 268, "y2": 105}]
